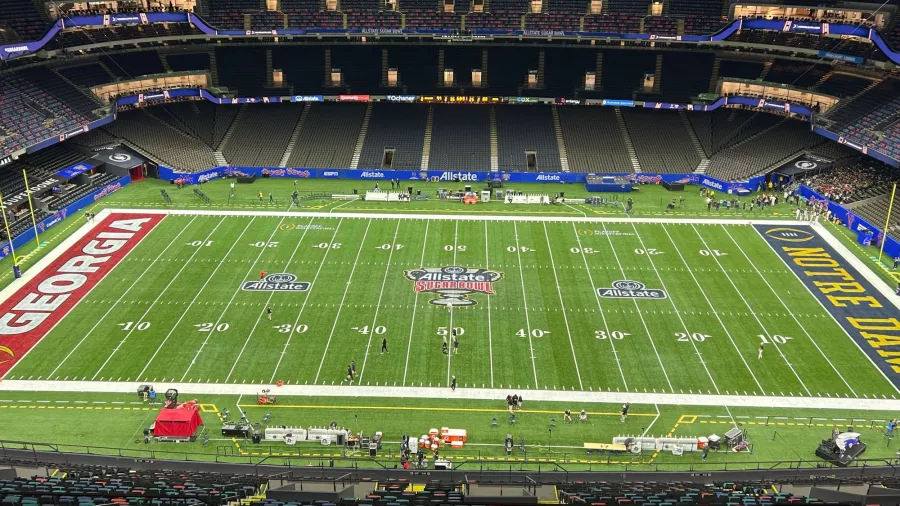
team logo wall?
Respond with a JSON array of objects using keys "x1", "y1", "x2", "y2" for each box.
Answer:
[
  {"x1": 405, "y1": 266, "x2": 502, "y2": 307},
  {"x1": 109, "y1": 153, "x2": 131, "y2": 163},
  {"x1": 242, "y1": 273, "x2": 310, "y2": 292},
  {"x1": 795, "y1": 160, "x2": 817, "y2": 170},
  {"x1": 597, "y1": 280, "x2": 667, "y2": 299}
]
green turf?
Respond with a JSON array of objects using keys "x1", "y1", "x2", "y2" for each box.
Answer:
[
  {"x1": 7, "y1": 212, "x2": 895, "y2": 399},
  {"x1": 0, "y1": 392, "x2": 896, "y2": 471}
]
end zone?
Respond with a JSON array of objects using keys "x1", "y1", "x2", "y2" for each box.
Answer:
[{"x1": 0, "y1": 213, "x2": 164, "y2": 377}]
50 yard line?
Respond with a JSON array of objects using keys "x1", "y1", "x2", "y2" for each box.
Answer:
[
  {"x1": 485, "y1": 221, "x2": 495, "y2": 388},
  {"x1": 542, "y1": 222, "x2": 583, "y2": 391},
  {"x1": 46, "y1": 216, "x2": 196, "y2": 380},
  {"x1": 91, "y1": 216, "x2": 227, "y2": 381},
  {"x1": 447, "y1": 220, "x2": 459, "y2": 387}
]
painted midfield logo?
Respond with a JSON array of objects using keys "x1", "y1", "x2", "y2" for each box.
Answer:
[
  {"x1": 405, "y1": 266, "x2": 503, "y2": 307},
  {"x1": 597, "y1": 280, "x2": 667, "y2": 299},
  {"x1": 242, "y1": 273, "x2": 310, "y2": 292}
]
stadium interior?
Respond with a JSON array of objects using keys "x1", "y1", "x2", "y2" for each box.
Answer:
[{"x1": 2, "y1": 0, "x2": 900, "y2": 503}]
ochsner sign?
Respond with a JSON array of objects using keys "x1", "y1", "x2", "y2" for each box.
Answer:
[{"x1": 386, "y1": 95, "x2": 416, "y2": 102}]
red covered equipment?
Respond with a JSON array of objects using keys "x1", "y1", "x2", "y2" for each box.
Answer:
[{"x1": 153, "y1": 405, "x2": 203, "y2": 438}]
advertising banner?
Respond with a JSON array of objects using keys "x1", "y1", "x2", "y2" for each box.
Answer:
[
  {"x1": 0, "y1": 175, "x2": 131, "y2": 261},
  {"x1": 55, "y1": 160, "x2": 97, "y2": 180}
]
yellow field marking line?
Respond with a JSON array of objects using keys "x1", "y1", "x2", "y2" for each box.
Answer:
[
  {"x1": 0, "y1": 404, "x2": 153, "y2": 411},
  {"x1": 237, "y1": 403, "x2": 658, "y2": 417},
  {"x1": 649, "y1": 414, "x2": 696, "y2": 463},
  {"x1": 696, "y1": 420, "x2": 884, "y2": 429}
]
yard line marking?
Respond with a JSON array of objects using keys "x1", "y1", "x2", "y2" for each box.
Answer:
[
  {"x1": 641, "y1": 403, "x2": 660, "y2": 437},
  {"x1": 47, "y1": 216, "x2": 194, "y2": 379},
  {"x1": 512, "y1": 221, "x2": 539, "y2": 388},
  {"x1": 224, "y1": 217, "x2": 316, "y2": 383},
  {"x1": 598, "y1": 222, "x2": 674, "y2": 393},
  {"x1": 358, "y1": 219, "x2": 402, "y2": 383},
  {"x1": 725, "y1": 225, "x2": 855, "y2": 395},
  {"x1": 447, "y1": 220, "x2": 459, "y2": 386},
  {"x1": 402, "y1": 220, "x2": 430, "y2": 386},
  {"x1": 270, "y1": 219, "x2": 345, "y2": 383},
  {"x1": 542, "y1": 222, "x2": 583, "y2": 391},
  {"x1": 625, "y1": 222, "x2": 720, "y2": 393},
  {"x1": 136, "y1": 218, "x2": 257, "y2": 380},
  {"x1": 571, "y1": 222, "x2": 628, "y2": 392},
  {"x1": 91, "y1": 216, "x2": 226, "y2": 380},
  {"x1": 691, "y1": 224, "x2": 811, "y2": 396},
  {"x1": 659, "y1": 224, "x2": 765, "y2": 394},
  {"x1": 179, "y1": 214, "x2": 298, "y2": 382},
  {"x1": 330, "y1": 199, "x2": 356, "y2": 213},
  {"x1": 314, "y1": 219, "x2": 373, "y2": 384},
  {"x1": 485, "y1": 221, "x2": 495, "y2": 388}
]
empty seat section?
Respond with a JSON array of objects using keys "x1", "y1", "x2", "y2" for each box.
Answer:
[
  {"x1": 428, "y1": 105, "x2": 490, "y2": 170},
  {"x1": 358, "y1": 103, "x2": 428, "y2": 170}
]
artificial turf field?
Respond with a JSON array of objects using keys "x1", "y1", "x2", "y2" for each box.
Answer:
[{"x1": 4, "y1": 207, "x2": 897, "y2": 401}]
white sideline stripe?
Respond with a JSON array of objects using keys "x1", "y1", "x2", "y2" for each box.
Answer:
[
  {"x1": 3, "y1": 379, "x2": 899, "y2": 411},
  {"x1": 659, "y1": 224, "x2": 765, "y2": 394},
  {"x1": 270, "y1": 219, "x2": 345, "y2": 383},
  {"x1": 447, "y1": 220, "x2": 459, "y2": 386},
  {"x1": 47, "y1": 216, "x2": 192, "y2": 379},
  {"x1": 135, "y1": 217, "x2": 257, "y2": 380},
  {"x1": 4, "y1": 212, "x2": 173, "y2": 379},
  {"x1": 721, "y1": 225, "x2": 855, "y2": 395},
  {"x1": 484, "y1": 221, "x2": 495, "y2": 388},
  {"x1": 755, "y1": 224, "x2": 900, "y2": 394},
  {"x1": 101, "y1": 208, "x2": 806, "y2": 226}
]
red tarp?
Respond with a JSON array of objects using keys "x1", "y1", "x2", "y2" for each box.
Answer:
[{"x1": 153, "y1": 407, "x2": 202, "y2": 437}]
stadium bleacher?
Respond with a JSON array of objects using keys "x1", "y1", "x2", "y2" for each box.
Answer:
[
  {"x1": 428, "y1": 105, "x2": 491, "y2": 171},
  {"x1": 557, "y1": 106, "x2": 632, "y2": 172},
  {"x1": 358, "y1": 103, "x2": 429, "y2": 170},
  {"x1": 705, "y1": 118, "x2": 823, "y2": 180},
  {"x1": 495, "y1": 105, "x2": 561, "y2": 172},
  {"x1": 223, "y1": 104, "x2": 305, "y2": 167},
  {"x1": 623, "y1": 108, "x2": 699, "y2": 173},
  {"x1": 287, "y1": 102, "x2": 367, "y2": 169}
]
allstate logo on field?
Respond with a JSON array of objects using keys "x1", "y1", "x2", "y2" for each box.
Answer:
[
  {"x1": 242, "y1": 273, "x2": 310, "y2": 292},
  {"x1": 597, "y1": 280, "x2": 667, "y2": 299}
]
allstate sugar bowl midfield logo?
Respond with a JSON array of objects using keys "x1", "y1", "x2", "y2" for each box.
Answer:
[
  {"x1": 405, "y1": 266, "x2": 503, "y2": 307},
  {"x1": 242, "y1": 273, "x2": 310, "y2": 292},
  {"x1": 597, "y1": 280, "x2": 667, "y2": 299}
]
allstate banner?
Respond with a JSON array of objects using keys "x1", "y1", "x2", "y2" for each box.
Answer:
[{"x1": 0, "y1": 174, "x2": 131, "y2": 261}]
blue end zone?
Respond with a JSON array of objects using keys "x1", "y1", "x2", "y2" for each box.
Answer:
[{"x1": 755, "y1": 225, "x2": 900, "y2": 391}]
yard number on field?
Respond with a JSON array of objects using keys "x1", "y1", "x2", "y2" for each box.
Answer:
[
  {"x1": 676, "y1": 332, "x2": 710, "y2": 342},
  {"x1": 118, "y1": 321, "x2": 150, "y2": 331},
  {"x1": 195, "y1": 322, "x2": 229, "y2": 332},
  {"x1": 315, "y1": 242, "x2": 342, "y2": 249},
  {"x1": 377, "y1": 244, "x2": 404, "y2": 250},
  {"x1": 437, "y1": 326, "x2": 465, "y2": 336},
  {"x1": 570, "y1": 247, "x2": 597, "y2": 254},
  {"x1": 699, "y1": 249, "x2": 727, "y2": 256},
  {"x1": 251, "y1": 241, "x2": 279, "y2": 248},
  {"x1": 353, "y1": 325, "x2": 386, "y2": 335},
  {"x1": 759, "y1": 334, "x2": 792, "y2": 344},
  {"x1": 635, "y1": 248, "x2": 662, "y2": 255},
  {"x1": 596, "y1": 330, "x2": 630, "y2": 340},
  {"x1": 444, "y1": 245, "x2": 466, "y2": 252},
  {"x1": 507, "y1": 246, "x2": 534, "y2": 252},
  {"x1": 275, "y1": 324, "x2": 308, "y2": 333},
  {"x1": 517, "y1": 328, "x2": 550, "y2": 338},
  {"x1": 188, "y1": 240, "x2": 213, "y2": 247}
]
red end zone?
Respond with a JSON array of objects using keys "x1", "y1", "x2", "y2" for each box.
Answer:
[{"x1": 0, "y1": 213, "x2": 164, "y2": 377}]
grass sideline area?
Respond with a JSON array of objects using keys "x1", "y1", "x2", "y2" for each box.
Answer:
[{"x1": 0, "y1": 391, "x2": 896, "y2": 471}]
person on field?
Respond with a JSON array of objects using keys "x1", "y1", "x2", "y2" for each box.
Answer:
[
  {"x1": 381, "y1": 338, "x2": 388, "y2": 353},
  {"x1": 260, "y1": 269, "x2": 266, "y2": 280},
  {"x1": 453, "y1": 336, "x2": 459, "y2": 355},
  {"x1": 266, "y1": 306, "x2": 272, "y2": 321},
  {"x1": 258, "y1": 191, "x2": 264, "y2": 202},
  {"x1": 620, "y1": 402, "x2": 630, "y2": 422},
  {"x1": 450, "y1": 376, "x2": 457, "y2": 391},
  {"x1": 758, "y1": 343, "x2": 764, "y2": 360},
  {"x1": 563, "y1": 409, "x2": 572, "y2": 423}
]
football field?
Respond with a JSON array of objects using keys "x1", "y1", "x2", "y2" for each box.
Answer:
[{"x1": 2, "y1": 209, "x2": 898, "y2": 402}]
